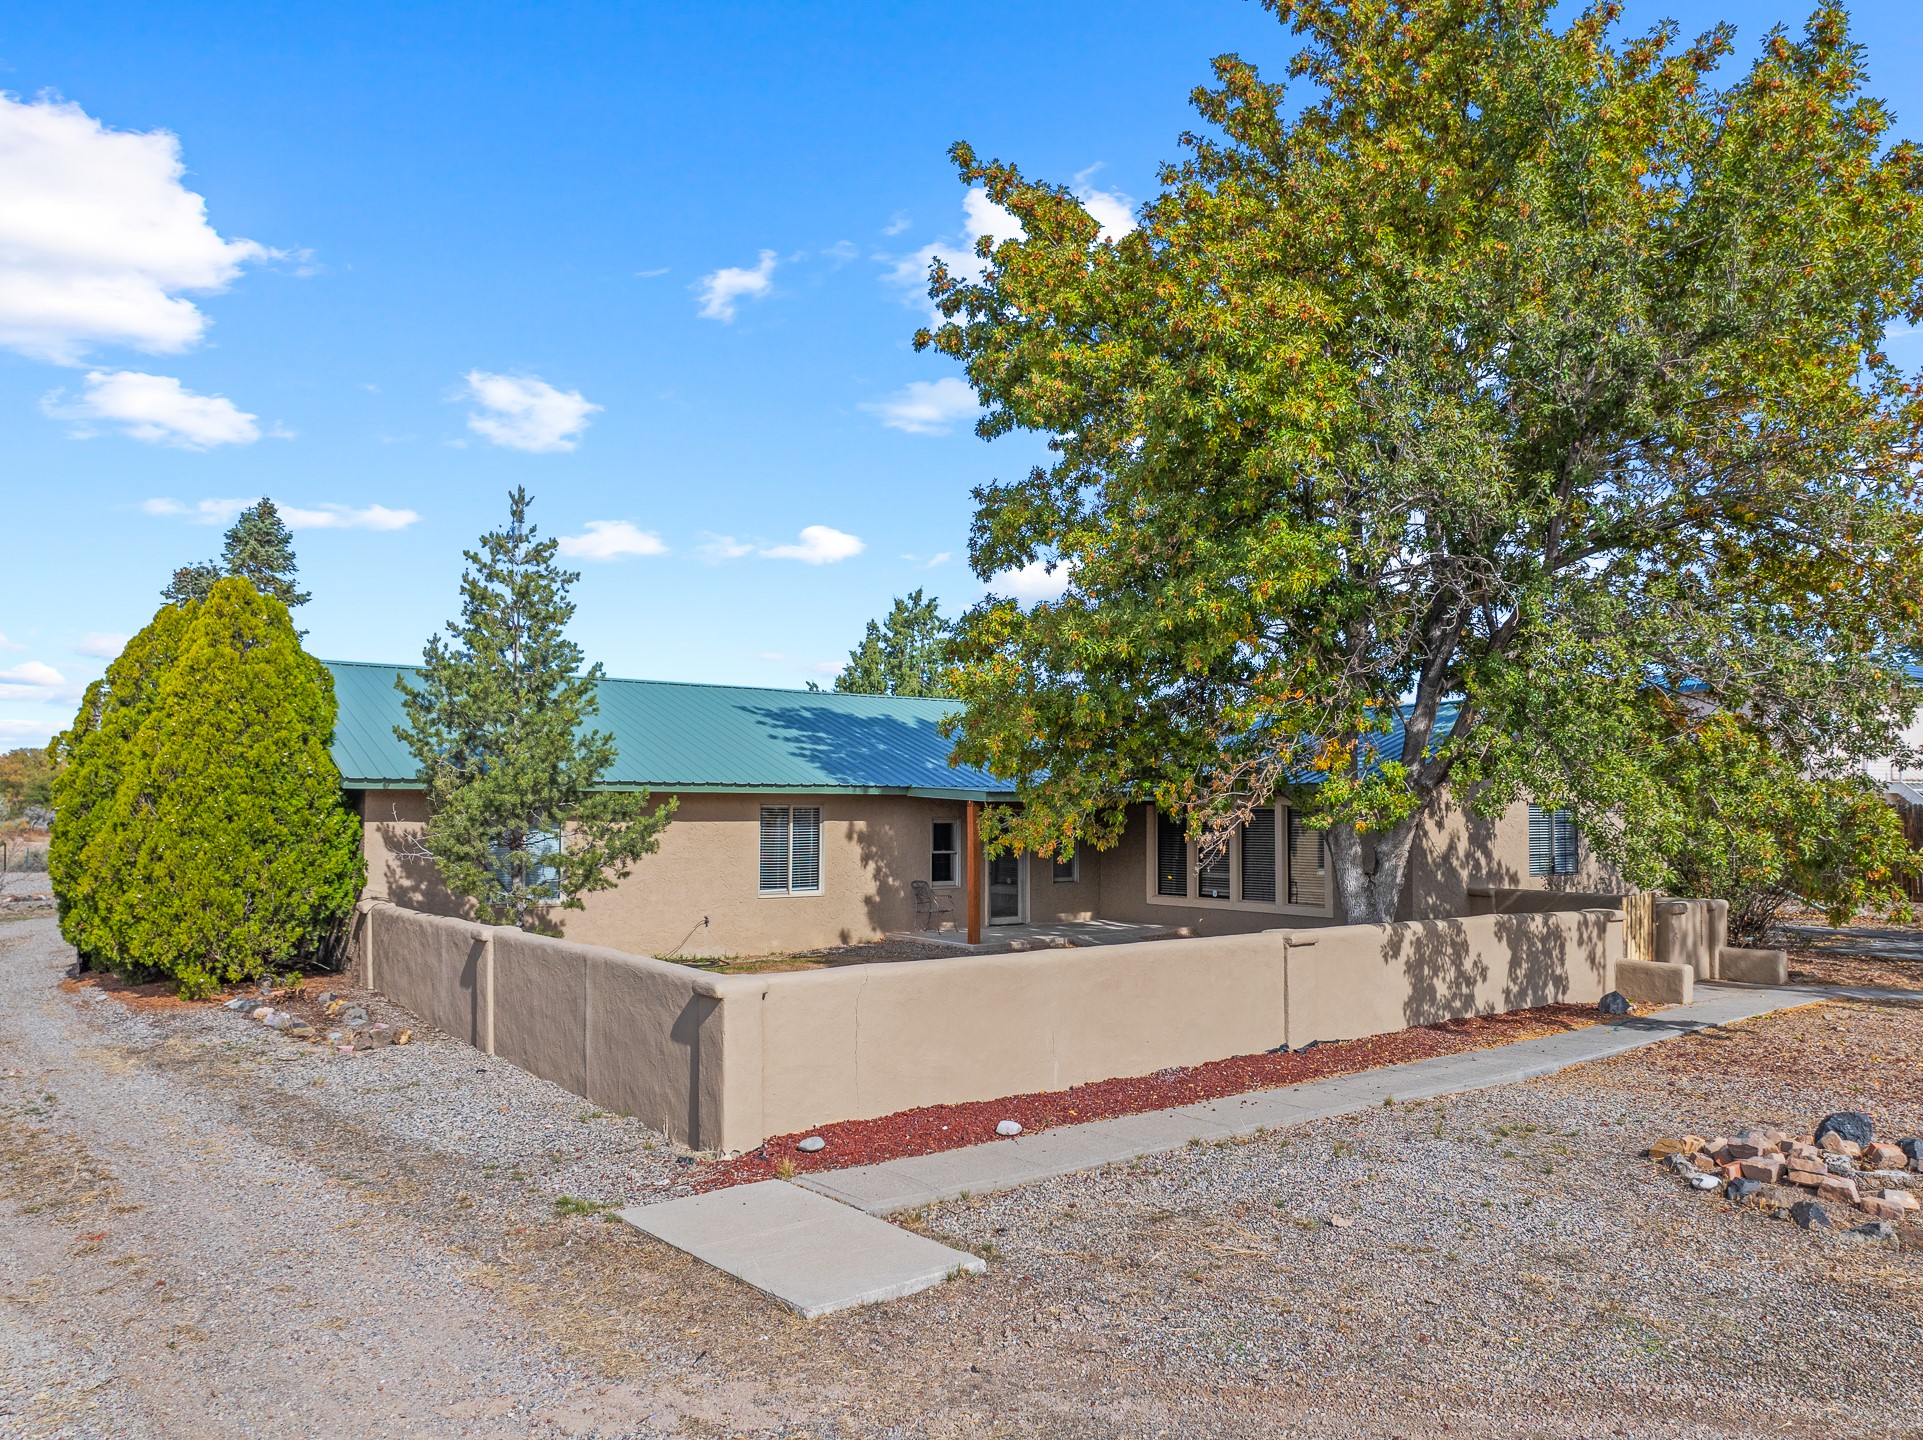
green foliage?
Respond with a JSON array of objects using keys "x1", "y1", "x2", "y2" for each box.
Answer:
[
  {"x1": 50, "y1": 580, "x2": 363, "y2": 997},
  {"x1": 923, "y1": 0, "x2": 1923, "y2": 919},
  {"x1": 1610, "y1": 712, "x2": 1913, "y2": 943},
  {"x1": 830, "y1": 589, "x2": 956, "y2": 697},
  {"x1": 396, "y1": 488, "x2": 675, "y2": 928},
  {"x1": 161, "y1": 499, "x2": 310, "y2": 609},
  {"x1": 0, "y1": 746, "x2": 55, "y2": 816}
]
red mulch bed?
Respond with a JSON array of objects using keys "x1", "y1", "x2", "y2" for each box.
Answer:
[{"x1": 698, "y1": 1002, "x2": 1609, "y2": 1190}]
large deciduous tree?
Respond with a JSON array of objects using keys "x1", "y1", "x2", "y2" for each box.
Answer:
[
  {"x1": 927, "y1": 0, "x2": 1923, "y2": 921},
  {"x1": 396, "y1": 488, "x2": 674, "y2": 928}
]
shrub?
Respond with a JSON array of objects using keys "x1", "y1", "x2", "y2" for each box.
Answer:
[{"x1": 50, "y1": 579, "x2": 363, "y2": 995}]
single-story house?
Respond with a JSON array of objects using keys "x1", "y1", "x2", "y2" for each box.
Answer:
[{"x1": 327, "y1": 660, "x2": 1618, "y2": 956}]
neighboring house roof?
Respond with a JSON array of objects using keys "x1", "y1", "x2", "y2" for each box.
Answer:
[{"x1": 323, "y1": 660, "x2": 1016, "y2": 800}]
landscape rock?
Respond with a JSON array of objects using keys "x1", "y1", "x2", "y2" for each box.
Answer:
[
  {"x1": 796, "y1": 1136, "x2": 826, "y2": 1154},
  {"x1": 1880, "y1": 1188, "x2": 1920, "y2": 1213},
  {"x1": 995, "y1": 1120, "x2": 1023, "y2": 1137},
  {"x1": 1816, "y1": 1175, "x2": 1860, "y2": 1207},
  {"x1": 1725, "y1": 1178, "x2": 1764, "y2": 1202},
  {"x1": 1865, "y1": 1170, "x2": 1912, "y2": 1187},
  {"x1": 1899, "y1": 1138, "x2": 1923, "y2": 1168},
  {"x1": 1738, "y1": 1155, "x2": 1786, "y2": 1184},
  {"x1": 1814, "y1": 1112, "x2": 1874, "y2": 1149},
  {"x1": 1864, "y1": 1143, "x2": 1906, "y2": 1170},
  {"x1": 394, "y1": 1029, "x2": 413, "y2": 1045},
  {"x1": 287, "y1": 1024, "x2": 316, "y2": 1041},
  {"x1": 1862, "y1": 1197, "x2": 1908, "y2": 1222},
  {"x1": 1788, "y1": 1201, "x2": 1832, "y2": 1231},
  {"x1": 1687, "y1": 1173, "x2": 1720, "y2": 1191},
  {"x1": 1851, "y1": 1221, "x2": 1897, "y2": 1240},
  {"x1": 1598, "y1": 991, "x2": 1631, "y2": 1016},
  {"x1": 1648, "y1": 1137, "x2": 1695, "y2": 1161}
]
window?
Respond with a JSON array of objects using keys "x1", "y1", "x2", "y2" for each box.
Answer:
[
  {"x1": 759, "y1": 805, "x2": 822, "y2": 894},
  {"x1": 1155, "y1": 810, "x2": 1188, "y2": 897},
  {"x1": 1052, "y1": 845, "x2": 1079, "y2": 883},
  {"x1": 1288, "y1": 812, "x2": 1327, "y2": 906},
  {"x1": 931, "y1": 820, "x2": 957, "y2": 884},
  {"x1": 1197, "y1": 839, "x2": 1231, "y2": 899},
  {"x1": 1528, "y1": 804, "x2": 1579, "y2": 876},
  {"x1": 1241, "y1": 807, "x2": 1277, "y2": 903}
]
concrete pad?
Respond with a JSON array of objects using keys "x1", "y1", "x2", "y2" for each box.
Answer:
[{"x1": 617, "y1": 1180, "x2": 984, "y2": 1317}]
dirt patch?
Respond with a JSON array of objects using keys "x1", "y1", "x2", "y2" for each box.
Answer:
[
  {"x1": 1784, "y1": 945, "x2": 1923, "y2": 991},
  {"x1": 59, "y1": 972, "x2": 212, "y2": 1011},
  {"x1": 699, "y1": 1001, "x2": 1619, "y2": 1188}
]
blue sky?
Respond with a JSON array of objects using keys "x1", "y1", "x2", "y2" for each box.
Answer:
[{"x1": 1, "y1": 1, "x2": 1919, "y2": 748}]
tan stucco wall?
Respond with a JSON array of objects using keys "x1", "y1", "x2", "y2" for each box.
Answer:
[
  {"x1": 358, "y1": 899, "x2": 1626, "y2": 1152},
  {"x1": 1282, "y1": 910, "x2": 1621, "y2": 1048},
  {"x1": 357, "y1": 788, "x2": 972, "y2": 957},
  {"x1": 354, "y1": 784, "x2": 1627, "y2": 957}
]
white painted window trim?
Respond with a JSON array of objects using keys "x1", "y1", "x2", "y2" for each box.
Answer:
[
  {"x1": 758, "y1": 804, "x2": 824, "y2": 897},
  {"x1": 1141, "y1": 804, "x2": 1335, "y2": 918},
  {"x1": 929, "y1": 818, "x2": 961, "y2": 889}
]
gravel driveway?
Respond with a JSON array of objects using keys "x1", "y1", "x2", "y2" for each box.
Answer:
[{"x1": 5, "y1": 908, "x2": 1923, "y2": 1438}]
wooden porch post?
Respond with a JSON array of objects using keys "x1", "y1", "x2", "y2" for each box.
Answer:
[{"x1": 965, "y1": 800, "x2": 982, "y2": 945}]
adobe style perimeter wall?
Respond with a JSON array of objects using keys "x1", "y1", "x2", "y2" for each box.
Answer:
[{"x1": 352, "y1": 899, "x2": 1624, "y2": 1154}]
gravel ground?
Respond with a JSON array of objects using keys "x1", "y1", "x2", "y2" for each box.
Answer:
[{"x1": 5, "y1": 909, "x2": 1923, "y2": 1437}]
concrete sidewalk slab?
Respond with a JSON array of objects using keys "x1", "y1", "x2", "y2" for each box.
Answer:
[
  {"x1": 799, "y1": 983, "x2": 1819, "y2": 1215},
  {"x1": 616, "y1": 1180, "x2": 984, "y2": 1317}
]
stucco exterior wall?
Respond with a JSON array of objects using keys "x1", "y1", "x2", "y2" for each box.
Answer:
[
  {"x1": 357, "y1": 900, "x2": 1627, "y2": 1151},
  {"x1": 356, "y1": 788, "x2": 972, "y2": 957}
]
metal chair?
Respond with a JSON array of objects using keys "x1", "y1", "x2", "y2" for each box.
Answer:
[{"x1": 911, "y1": 880, "x2": 955, "y2": 931}]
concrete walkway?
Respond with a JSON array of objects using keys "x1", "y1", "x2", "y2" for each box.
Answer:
[{"x1": 797, "y1": 982, "x2": 1820, "y2": 1215}]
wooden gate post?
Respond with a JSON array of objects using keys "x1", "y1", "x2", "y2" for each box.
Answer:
[{"x1": 965, "y1": 800, "x2": 983, "y2": 945}]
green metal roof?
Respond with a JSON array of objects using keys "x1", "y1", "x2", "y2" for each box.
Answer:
[{"x1": 323, "y1": 660, "x2": 1016, "y2": 800}]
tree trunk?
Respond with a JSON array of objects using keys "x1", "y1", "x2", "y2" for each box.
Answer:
[{"x1": 1327, "y1": 812, "x2": 1425, "y2": 925}]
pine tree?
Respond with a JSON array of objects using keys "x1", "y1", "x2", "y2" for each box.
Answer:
[
  {"x1": 50, "y1": 581, "x2": 362, "y2": 994},
  {"x1": 160, "y1": 498, "x2": 309, "y2": 608},
  {"x1": 396, "y1": 488, "x2": 674, "y2": 928},
  {"x1": 831, "y1": 590, "x2": 955, "y2": 697}
]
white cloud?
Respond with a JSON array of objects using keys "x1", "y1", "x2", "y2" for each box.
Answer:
[
  {"x1": 1075, "y1": 186, "x2": 1137, "y2": 242},
  {"x1": 0, "y1": 632, "x2": 22, "y2": 651},
  {"x1": 0, "y1": 93, "x2": 272, "y2": 364},
  {"x1": 557, "y1": 519, "x2": 668, "y2": 561},
  {"x1": 0, "y1": 659, "x2": 75, "y2": 703},
  {"x1": 883, "y1": 211, "x2": 912, "y2": 236},
  {"x1": 50, "y1": 370, "x2": 259, "y2": 448},
  {"x1": 697, "y1": 533, "x2": 754, "y2": 563},
  {"x1": 141, "y1": 496, "x2": 252, "y2": 524},
  {"x1": 989, "y1": 558, "x2": 1073, "y2": 605},
  {"x1": 74, "y1": 632, "x2": 127, "y2": 659},
  {"x1": 461, "y1": 371, "x2": 600, "y2": 452},
  {"x1": 862, "y1": 376, "x2": 979, "y2": 436},
  {"x1": 761, "y1": 525, "x2": 865, "y2": 565},
  {"x1": 279, "y1": 503, "x2": 420, "y2": 532},
  {"x1": 693, "y1": 250, "x2": 776, "y2": 322},
  {"x1": 882, "y1": 189, "x2": 1025, "y2": 315}
]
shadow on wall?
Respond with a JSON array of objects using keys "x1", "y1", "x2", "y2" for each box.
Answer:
[
  {"x1": 371, "y1": 818, "x2": 467, "y2": 920},
  {"x1": 1383, "y1": 913, "x2": 1602, "y2": 1027},
  {"x1": 1401, "y1": 795, "x2": 1525, "y2": 921},
  {"x1": 844, "y1": 815, "x2": 912, "y2": 945}
]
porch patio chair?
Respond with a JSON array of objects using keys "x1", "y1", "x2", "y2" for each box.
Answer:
[{"x1": 911, "y1": 880, "x2": 955, "y2": 931}]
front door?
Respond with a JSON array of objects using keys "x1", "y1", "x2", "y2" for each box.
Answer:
[{"x1": 987, "y1": 852, "x2": 1024, "y2": 924}]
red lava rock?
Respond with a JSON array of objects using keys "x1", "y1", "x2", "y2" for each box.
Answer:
[{"x1": 696, "y1": 1002, "x2": 1604, "y2": 1192}]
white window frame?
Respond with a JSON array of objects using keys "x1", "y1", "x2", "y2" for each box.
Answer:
[
  {"x1": 759, "y1": 804, "x2": 823, "y2": 897},
  {"x1": 1142, "y1": 804, "x2": 1334, "y2": 917}
]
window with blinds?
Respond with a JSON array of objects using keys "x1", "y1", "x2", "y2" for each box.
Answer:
[
  {"x1": 1197, "y1": 839, "x2": 1231, "y2": 899},
  {"x1": 1528, "y1": 804, "x2": 1579, "y2": 876},
  {"x1": 1240, "y1": 807, "x2": 1277, "y2": 903},
  {"x1": 759, "y1": 805, "x2": 822, "y2": 894},
  {"x1": 1288, "y1": 812, "x2": 1327, "y2": 906},
  {"x1": 931, "y1": 820, "x2": 957, "y2": 884},
  {"x1": 1156, "y1": 810, "x2": 1188, "y2": 897}
]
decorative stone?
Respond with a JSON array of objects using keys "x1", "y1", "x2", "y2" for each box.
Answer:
[
  {"x1": 286, "y1": 1024, "x2": 316, "y2": 1041},
  {"x1": 1864, "y1": 1143, "x2": 1906, "y2": 1170},
  {"x1": 249, "y1": 1006, "x2": 272, "y2": 1022},
  {"x1": 995, "y1": 1120, "x2": 1023, "y2": 1137},
  {"x1": 1865, "y1": 1170, "x2": 1912, "y2": 1188},
  {"x1": 1598, "y1": 991, "x2": 1631, "y2": 1016},
  {"x1": 1825, "y1": 1154, "x2": 1857, "y2": 1177},
  {"x1": 1687, "y1": 1173, "x2": 1720, "y2": 1191},
  {"x1": 1814, "y1": 1112, "x2": 1874, "y2": 1149},
  {"x1": 1725, "y1": 1178, "x2": 1764, "y2": 1203},
  {"x1": 1739, "y1": 1155, "x2": 1786, "y2": 1184},
  {"x1": 1862, "y1": 1197, "x2": 1907, "y2": 1222},
  {"x1": 1789, "y1": 1201, "x2": 1833, "y2": 1231},
  {"x1": 1648, "y1": 1137, "x2": 1694, "y2": 1161},
  {"x1": 394, "y1": 1029, "x2": 413, "y2": 1045},
  {"x1": 1817, "y1": 1175, "x2": 1860, "y2": 1207},
  {"x1": 1881, "y1": 1188, "x2": 1920, "y2": 1213},
  {"x1": 1851, "y1": 1221, "x2": 1897, "y2": 1240},
  {"x1": 1899, "y1": 1138, "x2": 1923, "y2": 1169},
  {"x1": 796, "y1": 1136, "x2": 826, "y2": 1154}
]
